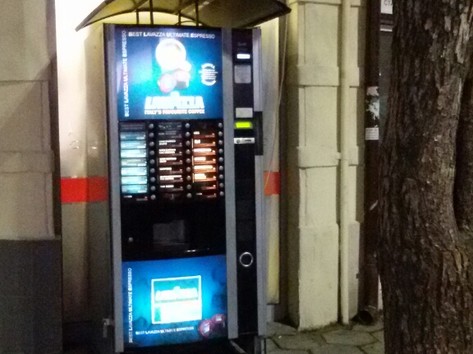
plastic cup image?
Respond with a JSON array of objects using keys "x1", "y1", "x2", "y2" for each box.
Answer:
[
  {"x1": 158, "y1": 73, "x2": 177, "y2": 93},
  {"x1": 155, "y1": 39, "x2": 187, "y2": 71},
  {"x1": 211, "y1": 314, "x2": 226, "y2": 327},
  {"x1": 173, "y1": 69, "x2": 191, "y2": 89},
  {"x1": 198, "y1": 319, "x2": 213, "y2": 338}
]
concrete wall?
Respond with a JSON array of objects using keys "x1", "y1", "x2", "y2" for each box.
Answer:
[
  {"x1": 285, "y1": 0, "x2": 365, "y2": 329},
  {"x1": 0, "y1": 0, "x2": 62, "y2": 352}
]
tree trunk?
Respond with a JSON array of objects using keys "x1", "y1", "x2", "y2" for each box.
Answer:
[{"x1": 379, "y1": 1, "x2": 473, "y2": 352}]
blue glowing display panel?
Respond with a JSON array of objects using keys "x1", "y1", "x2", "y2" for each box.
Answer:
[
  {"x1": 122, "y1": 255, "x2": 227, "y2": 348},
  {"x1": 114, "y1": 25, "x2": 223, "y2": 121}
]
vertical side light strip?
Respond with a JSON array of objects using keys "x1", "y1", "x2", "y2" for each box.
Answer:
[
  {"x1": 252, "y1": 27, "x2": 267, "y2": 337},
  {"x1": 253, "y1": 28, "x2": 263, "y2": 113},
  {"x1": 105, "y1": 24, "x2": 125, "y2": 352},
  {"x1": 223, "y1": 28, "x2": 239, "y2": 339},
  {"x1": 263, "y1": 171, "x2": 280, "y2": 196}
]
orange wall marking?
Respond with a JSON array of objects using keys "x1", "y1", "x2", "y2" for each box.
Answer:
[
  {"x1": 264, "y1": 171, "x2": 280, "y2": 196},
  {"x1": 61, "y1": 177, "x2": 108, "y2": 203},
  {"x1": 61, "y1": 172, "x2": 278, "y2": 203}
]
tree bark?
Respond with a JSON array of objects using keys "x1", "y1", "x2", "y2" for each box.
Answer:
[{"x1": 379, "y1": 1, "x2": 473, "y2": 352}]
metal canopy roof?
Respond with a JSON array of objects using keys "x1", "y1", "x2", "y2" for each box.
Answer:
[{"x1": 76, "y1": 0, "x2": 291, "y2": 31}]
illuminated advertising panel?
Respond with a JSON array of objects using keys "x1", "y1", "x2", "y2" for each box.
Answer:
[
  {"x1": 114, "y1": 25, "x2": 223, "y2": 121},
  {"x1": 122, "y1": 255, "x2": 227, "y2": 348}
]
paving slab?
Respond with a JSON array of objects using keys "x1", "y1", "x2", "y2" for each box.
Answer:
[
  {"x1": 273, "y1": 333, "x2": 321, "y2": 350},
  {"x1": 310, "y1": 344, "x2": 364, "y2": 354},
  {"x1": 267, "y1": 322, "x2": 298, "y2": 336},
  {"x1": 371, "y1": 330, "x2": 384, "y2": 343},
  {"x1": 361, "y1": 341, "x2": 385, "y2": 354},
  {"x1": 323, "y1": 329, "x2": 376, "y2": 346},
  {"x1": 316, "y1": 323, "x2": 344, "y2": 334},
  {"x1": 352, "y1": 320, "x2": 384, "y2": 333},
  {"x1": 307, "y1": 332, "x2": 326, "y2": 346},
  {"x1": 267, "y1": 350, "x2": 309, "y2": 354},
  {"x1": 64, "y1": 349, "x2": 88, "y2": 354},
  {"x1": 266, "y1": 338, "x2": 279, "y2": 352}
]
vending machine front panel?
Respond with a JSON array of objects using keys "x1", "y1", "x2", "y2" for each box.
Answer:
[
  {"x1": 113, "y1": 26, "x2": 223, "y2": 121},
  {"x1": 105, "y1": 24, "x2": 264, "y2": 353},
  {"x1": 105, "y1": 24, "x2": 233, "y2": 352},
  {"x1": 122, "y1": 255, "x2": 227, "y2": 349}
]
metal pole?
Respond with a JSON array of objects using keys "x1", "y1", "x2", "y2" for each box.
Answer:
[
  {"x1": 339, "y1": 0, "x2": 352, "y2": 325},
  {"x1": 195, "y1": 0, "x2": 199, "y2": 26},
  {"x1": 357, "y1": 0, "x2": 380, "y2": 325},
  {"x1": 178, "y1": 0, "x2": 182, "y2": 25},
  {"x1": 149, "y1": 0, "x2": 154, "y2": 24},
  {"x1": 136, "y1": 9, "x2": 140, "y2": 24}
]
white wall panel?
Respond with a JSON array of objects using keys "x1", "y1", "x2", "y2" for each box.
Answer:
[
  {"x1": 285, "y1": 0, "x2": 365, "y2": 328},
  {"x1": 0, "y1": 82, "x2": 44, "y2": 151},
  {"x1": 304, "y1": 4, "x2": 339, "y2": 66},
  {"x1": 304, "y1": 87, "x2": 338, "y2": 147},
  {"x1": 0, "y1": 3, "x2": 54, "y2": 241},
  {"x1": 305, "y1": 168, "x2": 338, "y2": 224},
  {"x1": 62, "y1": 204, "x2": 89, "y2": 322},
  {"x1": 298, "y1": 225, "x2": 339, "y2": 328},
  {"x1": 0, "y1": 173, "x2": 52, "y2": 239},
  {"x1": 0, "y1": 0, "x2": 50, "y2": 81}
]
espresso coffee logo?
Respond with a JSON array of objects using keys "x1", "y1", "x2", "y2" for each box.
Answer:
[{"x1": 151, "y1": 276, "x2": 202, "y2": 324}]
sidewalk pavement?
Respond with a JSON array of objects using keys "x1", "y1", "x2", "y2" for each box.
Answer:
[
  {"x1": 266, "y1": 319, "x2": 384, "y2": 354},
  {"x1": 64, "y1": 320, "x2": 385, "y2": 354}
]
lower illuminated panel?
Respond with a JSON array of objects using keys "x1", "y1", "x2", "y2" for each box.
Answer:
[{"x1": 122, "y1": 255, "x2": 227, "y2": 349}]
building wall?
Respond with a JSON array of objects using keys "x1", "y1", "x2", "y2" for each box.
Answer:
[
  {"x1": 285, "y1": 0, "x2": 365, "y2": 329},
  {"x1": 0, "y1": 0, "x2": 62, "y2": 352}
]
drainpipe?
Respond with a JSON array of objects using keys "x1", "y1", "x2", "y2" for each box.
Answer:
[
  {"x1": 339, "y1": 0, "x2": 351, "y2": 325},
  {"x1": 149, "y1": 0, "x2": 154, "y2": 24},
  {"x1": 357, "y1": 0, "x2": 380, "y2": 325}
]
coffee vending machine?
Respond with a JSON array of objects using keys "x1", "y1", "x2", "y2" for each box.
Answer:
[{"x1": 104, "y1": 24, "x2": 266, "y2": 353}]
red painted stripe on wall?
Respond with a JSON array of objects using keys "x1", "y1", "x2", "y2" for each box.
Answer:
[
  {"x1": 61, "y1": 177, "x2": 108, "y2": 203},
  {"x1": 62, "y1": 172, "x2": 278, "y2": 203},
  {"x1": 264, "y1": 171, "x2": 280, "y2": 196}
]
